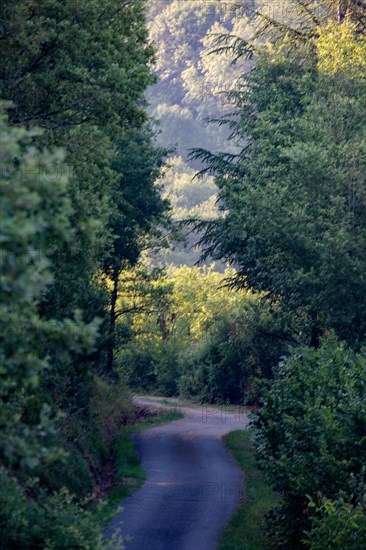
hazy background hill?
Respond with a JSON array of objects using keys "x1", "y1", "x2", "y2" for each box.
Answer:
[{"x1": 146, "y1": 0, "x2": 254, "y2": 266}]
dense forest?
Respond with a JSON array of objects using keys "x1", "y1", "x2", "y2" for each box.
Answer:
[{"x1": 1, "y1": 0, "x2": 366, "y2": 548}]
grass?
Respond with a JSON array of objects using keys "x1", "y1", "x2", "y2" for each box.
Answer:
[
  {"x1": 218, "y1": 429, "x2": 280, "y2": 550},
  {"x1": 97, "y1": 409, "x2": 184, "y2": 516}
]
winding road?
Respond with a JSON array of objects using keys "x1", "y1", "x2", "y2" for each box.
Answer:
[{"x1": 106, "y1": 397, "x2": 249, "y2": 550}]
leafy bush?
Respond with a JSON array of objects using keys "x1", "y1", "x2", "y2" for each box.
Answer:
[
  {"x1": 254, "y1": 336, "x2": 366, "y2": 547},
  {"x1": 38, "y1": 444, "x2": 94, "y2": 498},
  {"x1": 178, "y1": 301, "x2": 289, "y2": 405},
  {"x1": 0, "y1": 377, "x2": 133, "y2": 548},
  {"x1": 116, "y1": 346, "x2": 157, "y2": 392},
  {"x1": 38, "y1": 376, "x2": 134, "y2": 495},
  {"x1": 89, "y1": 377, "x2": 134, "y2": 449},
  {"x1": 0, "y1": 468, "x2": 124, "y2": 550},
  {"x1": 305, "y1": 495, "x2": 366, "y2": 549}
]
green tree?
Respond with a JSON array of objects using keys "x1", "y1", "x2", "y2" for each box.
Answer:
[
  {"x1": 116, "y1": 265, "x2": 289, "y2": 400},
  {"x1": 102, "y1": 124, "x2": 169, "y2": 371},
  {"x1": 0, "y1": 0, "x2": 153, "y2": 131},
  {"x1": 193, "y1": 21, "x2": 366, "y2": 344},
  {"x1": 0, "y1": 110, "x2": 113, "y2": 549},
  {"x1": 0, "y1": 0, "x2": 168, "y2": 389},
  {"x1": 306, "y1": 496, "x2": 366, "y2": 549},
  {"x1": 0, "y1": 0, "x2": 157, "y2": 318},
  {"x1": 1, "y1": 1, "x2": 168, "y2": 544},
  {"x1": 0, "y1": 109, "x2": 98, "y2": 467}
]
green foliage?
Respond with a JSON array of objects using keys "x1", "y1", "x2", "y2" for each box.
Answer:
[
  {"x1": 194, "y1": 22, "x2": 366, "y2": 344},
  {"x1": 150, "y1": 156, "x2": 219, "y2": 267},
  {"x1": 219, "y1": 430, "x2": 280, "y2": 550},
  {"x1": 0, "y1": 109, "x2": 98, "y2": 470},
  {"x1": 1, "y1": 0, "x2": 154, "y2": 131},
  {"x1": 160, "y1": 156, "x2": 218, "y2": 221},
  {"x1": 0, "y1": 0, "x2": 166, "y2": 351},
  {"x1": 178, "y1": 300, "x2": 289, "y2": 404},
  {"x1": 317, "y1": 20, "x2": 366, "y2": 77},
  {"x1": 1, "y1": 110, "x2": 68, "y2": 395},
  {"x1": 210, "y1": 1, "x2": 366, "y2": 61},
  {"x1": 117, "y1": 265, "x2": 289, "y2": 403},
  {"x1": 0, "y1": 468, "x2": 123, "y2": 550},
  {"x1": 35, "y1": 376, "x2": 135, "y2": 511},
  {"x1": 0, "y1": 110, "x2": 120, "y2": 547},
  {"x1": 200, "y1": 10, "x2": 366, "y2": 547},
  {"x1": 106, "y1": 125, "x2": 169, "y2": 272},
  {"x1": 101, "y1": 124, "x2": 169, "y2": 372},
  {"x1": 39, "y1": 445, "x2": 94, "y2": 499},
  {"x1": 4, "y1": 2, "x2": 366, "y2": 548},
  {"x1": 254, "y1": 336, "x2": 366, "y2": 547},
  {"x1": 306, "y1": 496, "x2": 366, "y2": 549},
  {"x1": 0, "y1": 0, "x2": 161, "y2": 326},
  {"x1": 147, "y1": 0, "x2": 247, "y2": 156},
  {"x1": 89, "y1": 378, "x2": 133, "y2": 450},
  {"x1": 1, "y1": 0, "x2": 167, "y2": 545},
  {"x1": 146, "y1": 1, "x2": 254, "y2": 265}
]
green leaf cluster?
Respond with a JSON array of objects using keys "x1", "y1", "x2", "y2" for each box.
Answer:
[{"x1": 254, "y1": 336, "x2": 366, "y2": 547}]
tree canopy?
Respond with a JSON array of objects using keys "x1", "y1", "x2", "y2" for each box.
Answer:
[
  {"x1": 0, "y1": 1, "x2": 168, "y2": 547},
  {"x1": 193, "y1": 18, "x2": 366, "y2": 345}
]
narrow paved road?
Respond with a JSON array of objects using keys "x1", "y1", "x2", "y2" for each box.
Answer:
[{"x1": 106, "y1": 397, "x2": 249, "y2": 550}]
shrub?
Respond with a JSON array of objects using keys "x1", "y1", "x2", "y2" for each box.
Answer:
[
  {"x1": 178, "y1": 302, "x2": 289, "y2": 405},
  {"x1": 306, "y1": 495, "x2": 366, "y2": 549},
  {"x1": 0, "y1": 467, "x2": 124, "y2": 550},
  {"x1": 116, "y1": 346, "x2": 157, "y2": 392},
  {"x1": 89, "y1": 377, "x2": 133, "y2": 450},
  {"x1": 38, "y1": 443, "x2": 94, "y2": 498},
  {"x1": 254, "y1": 335, "x2": 366, "y2": 547}
]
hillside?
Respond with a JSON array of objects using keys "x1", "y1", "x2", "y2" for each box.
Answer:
[{"x1": 146, "y1": 1, "x2": 253, "y2": 266}]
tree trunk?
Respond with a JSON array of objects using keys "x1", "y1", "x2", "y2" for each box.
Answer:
[
  {"x1": 310, "y1": 311, "x2": 320, "y2": 348},
  {"x1": 337, "y1": 0, "x2": 346, "y2": 23},
  {"x1": 106, "y1": 268, "x2": 119, "y2": 373}
]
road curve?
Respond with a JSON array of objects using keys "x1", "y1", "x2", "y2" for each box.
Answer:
[{"x1": 106, "y1": 397, "x2": 249, "y2": 550}]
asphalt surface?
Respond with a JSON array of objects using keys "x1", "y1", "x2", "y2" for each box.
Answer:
[{"x1": 106, "y1": 397, "x2": 249, "y2": 550}]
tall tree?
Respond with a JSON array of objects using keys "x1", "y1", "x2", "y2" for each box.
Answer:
[
  {"x1": 102, "y1": 124, "x2": 169, "y2": 371},
  {"x1": 0, "y1": 0, "x2": 168, "y2": 381},
  {"x1": 193, "y1": 19, "x2": 366, "y2": 345}
]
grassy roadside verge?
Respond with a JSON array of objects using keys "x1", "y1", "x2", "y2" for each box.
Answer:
[
  {"x1": 111, "y1": 409, "x2": 183, "y2": 502},
  {"x1": 219, "y1": 429, "x2": 280, "y2": 550},
  {"x1": 94, "y1": 409, "x2": 183, "y2": 523}
]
